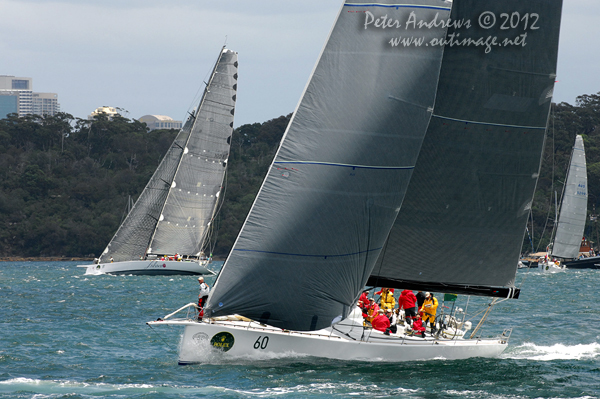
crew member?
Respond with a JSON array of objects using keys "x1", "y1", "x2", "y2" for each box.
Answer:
[{"x1": 420, "y1": 292, "x2": 438, "y2": 335}]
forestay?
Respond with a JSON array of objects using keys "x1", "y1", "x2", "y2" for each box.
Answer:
[
  {"x1": 369, "y1": 0, "x2": 564, "y2": 298},
  {"x1": 552, "y1": 135, "x2": 587, "y2": 259},
  {"x1": 206, "y1": 0, "x2": 452, "y2": 331},
  {"x1": 99, "y1": 48, "x2": 238, "y2": 263}
]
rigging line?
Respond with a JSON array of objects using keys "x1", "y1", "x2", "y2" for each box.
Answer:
[
  {"x1": 469, "y1": 297, "x2": 498, "y2": 339},
  {"x1": 486, "y1": 66, "x2": 556, "y2": 78},
  {"x1": 331, "y1": 325, "x2": 357, "y2": 341},
  {"x1": 535, "y1": 104, "x2": 556, "y2": 253},
  {"x1": 432, "y1": 114, "x2": 547, "y2": 130},
  {"x1": 146, "y1": 323, "x2": 176, "y2": 352},
  {"x1": 387, "y1": 95, "x2": 432, "y2": 112}
]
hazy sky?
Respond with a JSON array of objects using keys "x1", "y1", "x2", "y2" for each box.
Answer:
[{"x1": 2, "y1": 0, "x2": 598, "y2": 127}]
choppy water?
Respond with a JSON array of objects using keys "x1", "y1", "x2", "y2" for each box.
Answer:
[{"x1": 1, "y1": 261, "x2": 599, "y2": 398}]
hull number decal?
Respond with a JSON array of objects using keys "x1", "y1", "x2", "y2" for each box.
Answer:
[
  {"x1": 253, "y1": 336, "x2": 269, "y2": 350},
  {"x1": 210, "y1": 332, "x2": 235, "y2": 352}
]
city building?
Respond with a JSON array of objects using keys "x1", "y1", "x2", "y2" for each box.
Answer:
[
  {"x1": 88, "y1": 106, "x2": 120, "y2": 120},
  {"x1": 32, "y1": 93, "x2": 60, "y2": 116},
  {"x1": 139, "y1": 115, "x2": 182, "y2": 131},
  {"x1": 0, "y1": 75, "x2": 60, "y2": 119}
]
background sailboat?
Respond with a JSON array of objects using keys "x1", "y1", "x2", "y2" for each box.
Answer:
[
  {"x1": 538, "y1": 134, "x2": 588, "y2": 271},
  {"x1": 149, "y1": 0, "x2": 564, "y2": 362},
  {"x1": 79, "y1": 47, "x2": 238, "y2": 275}
]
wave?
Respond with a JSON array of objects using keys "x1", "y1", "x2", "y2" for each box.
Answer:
[
  {"x1": 0, "y1": 377, "x2": 215, "y2": 396},
  {"x1": 0, "y1": 377, "x2": 420, "y2": 398},
  {"x1": 503, "y1": 342, "x2": 600, "y2": 361}
]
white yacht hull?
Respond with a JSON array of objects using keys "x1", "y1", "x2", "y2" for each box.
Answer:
[
  {"x1": 77, "y1": 260, "x2": 214, "y2": 276},
  {"x1": 538, "y1": 260, "x2": 566, "y2": 272},
  {"x1": 149, "y1": 317, "x2": 509, "y2": 364}
]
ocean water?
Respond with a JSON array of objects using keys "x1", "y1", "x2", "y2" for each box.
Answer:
[{"x1": 1, "y1": 261, "x2": 598, "y2": 399}]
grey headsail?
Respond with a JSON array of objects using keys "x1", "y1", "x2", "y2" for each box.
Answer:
[
  {"x1": 99, "y1": 48, "x2": 238, "y2": 263},
  {"x1": 368, "y1": 0, "x2": 564, "y2": 298},
  {"x1": 206, "y1": 0, "x2": 453, "y2": 331},
  {"x1": 551, "y1": 135, "x2": 587, "y2": 259}
]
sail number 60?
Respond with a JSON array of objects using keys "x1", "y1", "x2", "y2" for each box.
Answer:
[{"x1": 253, "y1": 336, "x2": 269, "y2": 350}]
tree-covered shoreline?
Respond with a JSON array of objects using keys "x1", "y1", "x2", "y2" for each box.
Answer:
[
  {"x1": 1, "y1": 92, "x2": 599, "y2": 259},
  {"x1": 0, "y1": 111, "x2": 288, "y2": 259}
]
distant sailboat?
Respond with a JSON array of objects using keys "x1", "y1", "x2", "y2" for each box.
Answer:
[
  {"x1": 79, "y1": 47, "x2": 238, "y2": 276},
  {"x1": 539, "y1": 135, "x2": 588, "y2": 271},
  {"x1": 149, "y1": 0, "x2": 563, "y2": 362}
]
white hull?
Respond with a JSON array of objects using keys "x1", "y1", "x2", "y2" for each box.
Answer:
[
  {"x1": 77, "y1": 259, "x2": 214, "y2": 276},
  {"x1": 149, "y1": 312, "x2": 509, "y2": 364},
  {"x1": 538, "y1": 260, "x2": 566, "y2": 272}
]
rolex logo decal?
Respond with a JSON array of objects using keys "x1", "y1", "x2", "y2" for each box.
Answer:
[{"x1": 210, "y1": 332, "x2": 235, "y2": 352}]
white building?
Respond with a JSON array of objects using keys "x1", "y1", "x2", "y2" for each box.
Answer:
[
  {"x1": 0, "y1": 75, "x2": 60, "y2": 119},
  {"x1": 139, "y1": 115, "x2": 182, "y2": 131},
  {"x1": 32, "y1": 93, "x2": 60, "y2": 116},
  {"x1": 89, "y1": 106, "x2": 120, "y2": 120}
]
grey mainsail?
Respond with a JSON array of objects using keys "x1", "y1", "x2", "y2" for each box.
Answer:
[
  {"x1": 551, "y1": 135, "x2": 588, "y2": 259},
  {"x1": 206, "y1": 0, "x2": 453, "y2": 331},
  {"x1": 368, "y1": 0, "x2": 564, "y2": 297},
  {"x1": 99, "y1": 48, "x2": 238, "y2": 263}
]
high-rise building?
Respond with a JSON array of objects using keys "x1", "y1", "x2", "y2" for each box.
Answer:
[
  {"x1": 0, "y1": 75, "x2": 60, "y2": 119},
  {"x1": 32, "y1": 93, "x2": 60, "y2": 116}
]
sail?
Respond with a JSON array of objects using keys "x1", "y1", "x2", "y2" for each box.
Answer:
[
  {"x1": 206, "y1": 0, "x2": 453, "y2": 331},
  {"x1": 99, "y1": 48, "x2": 238, "y2": 263},
  {"x1": 150, "y1": 48, "x2": 238, "y2": 256},
  {"x1": 552, "y1": 135, "x2": 587, "y2": 259},
  {"x1": 368, "y1": 0, "x2": 564, "y2": 298}
]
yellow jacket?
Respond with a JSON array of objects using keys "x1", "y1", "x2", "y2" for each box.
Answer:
[
  {"x1": 378, "y1": 289, "x2": 396, "y2": 310},
  {"x1": 420, "y1": 296, "x2": 438, "y2": 317}
]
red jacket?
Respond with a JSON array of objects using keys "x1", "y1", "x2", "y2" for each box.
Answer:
[
  {"x1": 371, "y1": 314, "x2": 391, "y2": 332},
  {"x1": 412, "y1": 317, "x2": 426, "y2": 332},
  {"x1": 399, "y1": 290, "x2": 417, "y2": 310},
  {"x1": 358, "y1": 292, "x2": 369, "y2": 308}
]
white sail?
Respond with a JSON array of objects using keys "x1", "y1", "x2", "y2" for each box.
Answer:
[{"x1": 552, "y1": 135, "x2": 588, "y2": 259}]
